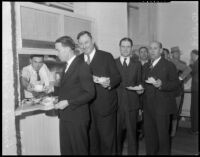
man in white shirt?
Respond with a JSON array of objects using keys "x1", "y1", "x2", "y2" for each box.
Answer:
[{"x1": 21, "y1": 55, "x2": 54, "y2": 98}]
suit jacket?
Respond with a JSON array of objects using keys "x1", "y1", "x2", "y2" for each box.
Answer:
[
  {"x1": 115, "y1": 57, "x2": 142, "y2": 111},
  {"x1": 79, "y1": 50, "x2": 121, "y2": 116},
  {"x1": 143, "y1": 57, "x2": 179, "y2": 115},
  {"x1": 191, "y1": 59, "x2": 198, "y2": 92},
  {"x1": 57, "y1": 56, "x2": 95, "y2": 122},
  {"x1": 141, "y1": 60, "x2": 151, "y2": 83}
]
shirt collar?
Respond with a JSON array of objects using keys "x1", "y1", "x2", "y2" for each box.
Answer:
[
  {"x1": 152, "y1": 56, "x2": 161, "y2": 67},
  {"x1": 30, "y1": 64, "x2": 42, "y2": 73},
  {"x1": 140, "y1": 59, "x2": 148, "y2": 66},
  {"x1": 120, "y1": 56, "x2": 130, "y2": 65},
  {"x1": 84, "y1": 48, "x2": 96, "y2": 62}
]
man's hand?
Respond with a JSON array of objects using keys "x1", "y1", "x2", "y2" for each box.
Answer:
[
  {"x1": 27, "y1": 83, "x2": 34, "y2": 92},
  {"x1": 100, "y1": 78, "x2": 110, "y2": 89},
  {"x1": 153, "y1": 79, "x2": 162, "y2": 88},
  {"x1": 54, "y1": 100, "x2": 69, "y2": 110},
  {"x1": 43, "y1": 85, "x2": 53, "y2": 94}
]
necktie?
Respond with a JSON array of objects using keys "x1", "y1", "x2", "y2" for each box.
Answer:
[
  {"x1": 123, "y1": 58, "x2": 128, "y2": 69},
  {"x1": 122, "y1": 58, "x2": 128, "y2": 86},
  {"x1": 86, "y1": 54, "x2": 90, "y2": 65},
  {"x1": 150, "y1": 59, "x2": 154, "y2": 69},
  {"x1": 36, "y1": 71, "x2": 41, "y2": 81}
]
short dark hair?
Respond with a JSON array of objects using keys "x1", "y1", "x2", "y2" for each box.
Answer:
[
  {"x1": 30, "y1": 54, "x2": 44, "y2": 59},
  {"x1": 158, "y1": 42, "x2": 162, "y2": 49},
  {"x1": 77, "y1": 31, "x2": 92, "y2": 40},
  {"x1": 163, "y1": 48, "x2": 170, "y2": 54},
  {"x1": 55, "y1": 36, "x2": 76, "y2": 50},
  {"x1": 119, "y1": 37, "x2": 133, "y2": 47},
  {"x1": 191, "y1": 49, "x2": 198, "y2": 56},
  {"x1": 139, "y1": 46, "x2": 148, "y2": 53}
]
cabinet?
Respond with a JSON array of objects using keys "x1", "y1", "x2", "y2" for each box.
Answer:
[{"x1": 15, "y1": 2, "x2": 94, "y2": 55}]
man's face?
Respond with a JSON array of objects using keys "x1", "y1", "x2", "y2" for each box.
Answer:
[
  {"x1": 78, "y1": 34, "x2": 94, "y2": 55},
  {"x1": 139, "y1": 48, "x2": 148, "y2": 61},
  {"x1": 163, "y1": 50, "x2": 170, "y2": 59},
  {"x1": 55, "y1": 42, "x2": 70, "y2": 62},
  {"x1": 149, "y1": 42, "x2": 162, "y2": 60},
  {"x1": 172, "y1": 51, "x2": 180, "y2": 60},
  {"x1": 30, "y1": 57, "x2": 44, "y2": 71},
  {"x1": 120, "y1": 40, "x2": 132, "y2": 57},
  {"x1": 191, "y1": 52, "x2": 198, "y2": 63}
]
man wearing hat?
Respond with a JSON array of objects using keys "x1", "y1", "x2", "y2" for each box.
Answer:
[{"x1": 169, "y1": 46, "x2": 188, "y2": 137}]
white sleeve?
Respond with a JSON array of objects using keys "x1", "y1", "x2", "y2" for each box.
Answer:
[{"x1": 21, "y1": 67, "x2": 30, "y2": 81}]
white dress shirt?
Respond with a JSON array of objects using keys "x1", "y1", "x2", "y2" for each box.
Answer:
[
  {"x1": 84, "y1": 48, "x2": 96, "y2": 63},
  {"x1": 21, "y1": 64, "x2": 53, "y2": 98},
  {"x1": 120, "y1": 56, "x2": 130, "y2": 66}
]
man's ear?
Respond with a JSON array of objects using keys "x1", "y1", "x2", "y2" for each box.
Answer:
[{"x1": 160, "y1": 48, "x2": 163, "y2": 54}]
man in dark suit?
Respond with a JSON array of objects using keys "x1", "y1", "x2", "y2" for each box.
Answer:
[
  {"x1": 189, "y1": 49, "x2": 198, "y2": 134},
  {"x1": 54, "y1": 36, "x2": 95, "y2": 155},
  {"x1": 115, "y1": 38, "x2": 143, "y2": 155},
  {"x1": 77, "y1": 31, "x2": 121, "y2": 155},
  {"x1": 169, "y1": 46, "x2": 188, "y2": 137},
  {"x1": 143, "y1": 41, "x2": 179, "y2": 155},
  {"x1": 138, "y1": 46, "x2": 151, "y2": 140}
]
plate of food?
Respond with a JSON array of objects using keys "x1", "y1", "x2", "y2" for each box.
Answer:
[
  {"x1": 145, "y1": 77, "x2": 157, "y2": 84},
  {"x1": 41, "y1": 97, "x2": 57, "y2": 106},
  {"x1": 93, "y1": 76, "x2": 110, "y2": 84},
  {"x1": 126, "y1": 84, "x2": 144, "y2": 91}
]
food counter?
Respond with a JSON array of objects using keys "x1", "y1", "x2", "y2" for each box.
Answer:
[{"x1": 15, "y1": 96, "x2": 60, "y2": 155}]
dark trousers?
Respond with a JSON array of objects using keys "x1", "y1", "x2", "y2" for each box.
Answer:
[
  {"x1": 59, "y1": 119, "x2": 89, "y2": 155},
  {"x1": 144, "y1": 110, "x2": 170, "y2": 155},
  {"x1": 191, "y1": 91, "x2": 199, "y2": 132},
  {"x1": 117, "y1": 107, "x2": 137, "y2": 155},
  {"x1": 89, "y1": 108, "x2": 116, "y2": 155}
]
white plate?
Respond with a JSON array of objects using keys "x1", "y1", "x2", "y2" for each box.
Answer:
[
  {"x1": 145, "y1": 80, "x2": 157, "y2": 84},
  {"x1": 145, "y1": 77, "x2": 157, "y2": 84},
  {"x1": 126, "y1": 85, "x2": 144, "y2": 91}
]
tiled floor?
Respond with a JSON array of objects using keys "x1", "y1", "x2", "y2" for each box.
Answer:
[{"x1": 122, "y1": 118, "x2": 199, "y2": 155}]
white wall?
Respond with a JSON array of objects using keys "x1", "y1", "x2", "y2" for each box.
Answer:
[
  {"x1": 157, "y1": 1, "x2": 198, "y2": 116},
  {"x1": 157, "y1": 1, "x2": 198, "y2": 64},
  {"x1": 3, "y1": 2, "x2": 17, "y2": 155},
  {"x1": 74, "y1": 2, "x2": 128, "y2": 58},
  {"x1": 128, "y1": 3, "x2": 158, "y2": 48}
]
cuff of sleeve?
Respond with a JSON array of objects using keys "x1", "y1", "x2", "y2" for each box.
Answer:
[{"x1": 68, "y1": 100, "x2": 76, "y2": 110}]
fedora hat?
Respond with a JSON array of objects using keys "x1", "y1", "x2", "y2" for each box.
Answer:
[{"x1": 171, "y1": 46, "x2": 181, "y2": 53}]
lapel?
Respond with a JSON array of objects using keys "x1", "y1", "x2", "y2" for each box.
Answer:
[
  {"x1": 148, "y1": 58, "x2": 165, "y2": 78},
  {"x1": 116, "y1": 57, "x2": 123, "y2": 72},
  {"x1": 60, "y1": 56, "x2": 79, "y2": 85},
  {"x1": 79, "y1": 50, "x2": 99, "y2": 66},
  {"x1": 90, "y1": 50, "x2": 99, "y2": 66},
  {"x1": 150, "y1": 57, "x2": 163, "y2": 72}
]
